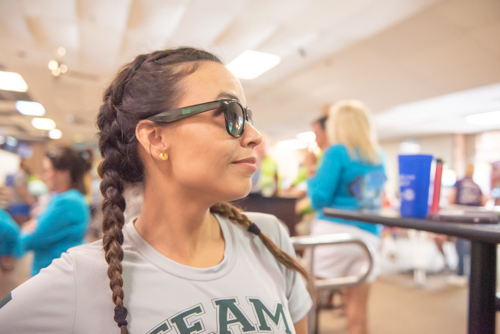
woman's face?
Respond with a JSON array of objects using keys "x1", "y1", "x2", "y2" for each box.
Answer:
[
  {"x1": 153, "y1": 61, "x2": 262, "y2": 202},
  {"x1": 42, "y1": 157, "x2": 70, "y2": 192},
  {"x1": 42, "y1": 157, "x2": 56, "y2": 191}
]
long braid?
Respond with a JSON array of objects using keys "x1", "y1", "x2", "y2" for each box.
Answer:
[
  {"x1": 97, "y1": 55, "x2": 151, "y2": 334},
  {"x1": 97, "y1": 48, "x2": 223, "y2": 332},
  {"x1": 210, "y1": 202, "x2": 313, "y2": 293}
]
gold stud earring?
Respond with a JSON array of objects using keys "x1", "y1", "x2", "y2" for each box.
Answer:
[{"x1": 159, "y1": 152, "x2": 168, "y2": 161}]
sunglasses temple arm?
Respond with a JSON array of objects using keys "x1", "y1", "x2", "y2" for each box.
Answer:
[{"x1": 147, "y1": 101, "x2": 223, "y2": 123}]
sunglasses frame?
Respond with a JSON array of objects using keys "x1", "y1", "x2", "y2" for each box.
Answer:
[{"x1": 146, "y1": 99, "x2": 252, "y2": 138}]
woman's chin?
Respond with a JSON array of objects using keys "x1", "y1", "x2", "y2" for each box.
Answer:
[{"x1": 223, "y1": 185, "x2": 252, "y2": 203}]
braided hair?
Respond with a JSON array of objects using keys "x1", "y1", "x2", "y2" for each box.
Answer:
[{"x1": 96, "y1": 48, "x2": 310, "y2": 333}]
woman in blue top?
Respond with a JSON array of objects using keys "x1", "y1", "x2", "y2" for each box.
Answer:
[
  {"x1": 0, "y1": 208, "x2": 20, "y2": 271},
  {"x1": 19, "y1": 147, "x2": 92, "y2": 276},
  {"x1": 306, "y1": 100, "x2": 386, "y2": 334}
]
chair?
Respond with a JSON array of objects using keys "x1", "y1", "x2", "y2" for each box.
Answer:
[{"x1": 291, "y1": 234, "x2": 375, "y2": 334}]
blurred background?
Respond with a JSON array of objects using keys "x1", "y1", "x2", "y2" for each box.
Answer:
[
  {"x1": 1, "y1": 0, "x2": 500, "y2": 202},
  {"x1": 1, "y1": 0, "x2": 500, "y2": 333}
]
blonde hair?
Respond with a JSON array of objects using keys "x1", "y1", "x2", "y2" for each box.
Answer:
[{"x1": 326, "y1": 100, "x2": 380, "y2": 164}]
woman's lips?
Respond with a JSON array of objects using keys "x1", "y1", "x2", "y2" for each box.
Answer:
[{"x1": 232, "y1": 157, "x2": 257, "y2": 172}]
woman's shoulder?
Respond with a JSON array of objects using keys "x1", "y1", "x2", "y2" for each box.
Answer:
[
  {"x1": 325, "y1": 144, "x2": 348, "y2": 156},
  {"x1": 321, "y1": 144, "x2": 350, "y2": 164},
  {"x1": 51, "y1": 189, "x2": 88, "y2": 207}
]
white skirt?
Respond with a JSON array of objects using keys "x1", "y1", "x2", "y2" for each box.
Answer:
[{"x1": 304, "y1": 219, "x2": 381, "y2": 283}]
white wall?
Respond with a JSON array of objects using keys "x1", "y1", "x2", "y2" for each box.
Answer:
[
  {"x1": 379, "y1": 134, "x2": 455, "y2": 200},
  {"x1": 0, "y1": 149, "x2": 21, "y2": 186}
]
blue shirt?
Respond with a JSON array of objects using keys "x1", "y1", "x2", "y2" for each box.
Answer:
[
  {"x1": 307, "y1": 144, "x2": 386, "y2": 236},
  {"x1": 0, "y1": 208, "x2": 20, "y2": 257},
  {"x1": 19, "y1": 189, "x2": 89, "y2": 275}
]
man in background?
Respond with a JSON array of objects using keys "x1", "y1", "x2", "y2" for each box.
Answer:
[{"x1": 448, "y1": 164, "x2": 487, "y2": 285}]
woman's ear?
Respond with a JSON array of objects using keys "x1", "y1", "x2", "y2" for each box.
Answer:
[{"x1": 136, "y1": 120, "x2": 168, "y2": 158}]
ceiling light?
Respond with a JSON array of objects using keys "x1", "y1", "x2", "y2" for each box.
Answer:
[
  {"x1": 276, "y1": 139, "x2": 308, "y2": 150},
  {"x1": 57, "y1": 46, "x2": 66, "y2": 57},
  {"x1": 15, "y1": 101, "x2": 45, "y2": 116},
  {"x1": 0, "y1": 71, "x2": 28, "y2": 92},
  {"x1": 465, "y1": 110, "x2": 500, "y2": 126},
  {"x1": 52, "y1": 68, "x2": 61, "y2": 77},
  {"x1": 48, "y1": 129, "x2": 62, "y2": 139},
  {"x1": 296, "y1": 131, "x2": 316, "y2": 142},
  {"x1": 226, "y1": 50, "x2": 281, "y2": 80},
  {"x1": 59, "y1": 64, "x2": 67, "y2": 73},
  {"x1": 48, "y1": 60, "x2": 58, "y2": 70},
  {"x1": 32, "y1": 117, "x2": 56, "y2": 130}
]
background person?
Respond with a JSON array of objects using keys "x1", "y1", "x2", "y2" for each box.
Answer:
[
  {"x1": 250, "y1": 134, "x2": 281, "y2": 196},
  {"x1": 7, "y1": 159, "x2": 35, "y2": 225},
  {"x1": 306, "y1": 100, "x2": 386, "y2": 334},
  {"x1": 289, "y1": 115, "x2": 329, "y2": 196},
  {"x1": 0, "y1": 47, "x2": 311, "y2": 334},
  {"x1": 286, "y1": 115, "x2": 330, "y2": 235},
  {"x1": 17, "y1": 147, "x2": 92, "y2": 276},
  {"x1": 447, "y1": 163, "x2": 487, "y2": 285},
  {"x1": 0, "y1": 208, "x2": 20, "y2": 271}
]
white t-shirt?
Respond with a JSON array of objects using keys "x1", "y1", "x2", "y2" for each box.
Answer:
[{"x1": 0, "y1": 212, "x2": 312, "y2": 334}]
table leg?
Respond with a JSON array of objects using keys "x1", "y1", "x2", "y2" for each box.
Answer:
[{"x1": 469, "y1": 241, "x2": 496, "y2": 334}]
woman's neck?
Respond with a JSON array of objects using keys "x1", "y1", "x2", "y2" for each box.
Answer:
[
  {"x1": 54, "y1": 183, "x2": 71, "y2": 193},
  {"x1": 134, "y1": 180, "x2": 225, "y2": 267}
]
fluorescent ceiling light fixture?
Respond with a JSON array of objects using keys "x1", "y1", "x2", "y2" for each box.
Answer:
[
  {"x1": 465, "y1": 110, "x2": 500, "y2": 126},
  {"x1": 276, "y1": 139, "x2": 308, "y2": 150},
  {"x1": 48, "y1": 129, "x2": 62, "y2": 139},
  {"x1": 0, "y1": 71, "x2": 28, "y2": 92},
  {"x1": 15, "y1": 101, "x2": 45, "y2": 116},
  {"x1": 226, "y1": 50, "x2": 281, "y2": 80},
  {"x1": 296, "y1": 131, "x2": 316, "y2": 142},
  {"x1": 32, "y1": 117, "x2": 56, "y2": 130}
]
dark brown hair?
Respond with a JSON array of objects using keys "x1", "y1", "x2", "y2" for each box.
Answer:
[
  {"x1": 96, "y1": 47, "x2": 310, "y2": 334},
  {"x1": 46, "y1": 146, "x2": 93, "y2": 194},
  {"x1": 314, "y1": 115, "x2": 328, "y2": 130}
]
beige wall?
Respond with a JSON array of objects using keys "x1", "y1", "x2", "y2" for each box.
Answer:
[{"x1": 380, "y1": 134, "x2": 457, "y2": 200}]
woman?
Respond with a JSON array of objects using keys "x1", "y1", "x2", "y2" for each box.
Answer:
[
  {"x1": 0, "y1": 48, "x2": 311, "y2": 334},
  {"x1": 0, "y1": 208, "x2": 19, "y2": 271},
  {"x1": 18, "y1": 147, "x2": 92, "y2": 276},
  {"x1": 306, "y1": 100, "x2": 386, "y2": 334}
]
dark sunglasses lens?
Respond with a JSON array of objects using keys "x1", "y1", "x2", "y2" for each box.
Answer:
[{"x1": 226, "y1": 102, "x2": 245, "y2": 136}]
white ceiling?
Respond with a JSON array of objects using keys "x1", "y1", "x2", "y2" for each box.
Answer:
[{"x1": 0, "y1": 0, "x2": 499, "y2": 144}]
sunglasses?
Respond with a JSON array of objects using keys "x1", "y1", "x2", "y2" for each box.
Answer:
[{"x1": 146, "y1": 99, "x2": 253, "y2": 138}]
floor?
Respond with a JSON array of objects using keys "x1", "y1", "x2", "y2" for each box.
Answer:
[{"x1": 318, "y1": 273, "x2": 500, "y2": 334}]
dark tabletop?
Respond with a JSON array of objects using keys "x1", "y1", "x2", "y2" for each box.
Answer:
[{"x1": 323, "y1": 208, "x2": 500, "y2": 244}]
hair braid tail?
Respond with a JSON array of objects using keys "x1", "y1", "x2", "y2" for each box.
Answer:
[
  {"x1": 98, "y1": 162, "x2": 130, "y2": 334},
  {"x1": 210, "y1": 202, "x2": 313, "y2": 293}
]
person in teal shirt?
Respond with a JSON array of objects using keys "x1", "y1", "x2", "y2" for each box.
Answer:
[
  {"x1": 19, "y1": 147, "x2": 92, "y2": 276},
  {"x1": 306, "y1": 100, "x2": 386, "y2": 334},
  {"x1": 0, "y1": 208, "x2": 20, "y2": 271}
]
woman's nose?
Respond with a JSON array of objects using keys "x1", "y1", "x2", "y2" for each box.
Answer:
[{"x1": 242, "y1": 123, "x2": 262, "y2": 148}]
